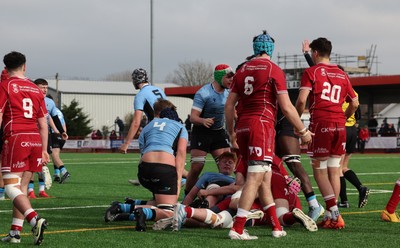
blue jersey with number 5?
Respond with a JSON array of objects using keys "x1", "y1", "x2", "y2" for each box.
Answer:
[
  {"x1": 134, "y1": 85, "x2": 167, "y2": 121},
  {"x1": 139, "y1": 118, "x2": 188, "y2": 155}
]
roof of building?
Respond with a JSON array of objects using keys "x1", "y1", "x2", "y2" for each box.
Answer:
[{"x1": 45, "y1": 79, "x2": 179, "y2": 95}]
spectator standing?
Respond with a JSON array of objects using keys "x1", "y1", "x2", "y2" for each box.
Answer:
[
  {"x1": 115, "y1": 116, "x2": 125, "y2": 138},
  {"x1": 358, "y1": 125, "x2": 370, "y2": 153}
]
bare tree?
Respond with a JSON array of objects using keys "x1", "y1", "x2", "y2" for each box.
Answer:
[
  {"x1": 165, "y1": 60, "x2": 213, "y2": 86},
  {"x1": 104, "y1": 70, "x2": 132, "y2": 81}
]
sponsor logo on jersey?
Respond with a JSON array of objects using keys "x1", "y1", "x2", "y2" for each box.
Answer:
[
  {"x1": 12, "y1": 83, "x2": 19, "y2": 93},
  {"x1": 21, "y1": 142, "x2": 42, "y2": 147},
  {"x1": 249, "y1": 146, "x2": 262, "y2": 157},
  {"x1": 13, "y1": 161, "x2": 26, "y2": 168},
  {"x1": 315, "y1": 147, "x2": 329, "y2": 154},
  {"x1": 321, "y1": 68, "x2": 326, "y2": 77}
]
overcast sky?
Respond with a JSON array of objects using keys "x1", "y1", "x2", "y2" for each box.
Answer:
[{"x1": 1, "y1": 0, "x2": 399, "y2": 84}]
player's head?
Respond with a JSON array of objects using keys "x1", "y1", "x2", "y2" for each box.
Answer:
[
  {"x1": 3, "y1": 51, "x2": 26, "y2": 72},
  {"x1": 33, "y1": 78, "x2": 49, "y2": 95},
  {"x1": 154, "y1": 99, "x2": 177, "y2": 117},
  {"x1": 131, "y1": 68, "x2": 148, "y2": 90},
  {"x1": 214, "y1": 64, "x2": 234, "y2": 89},
  {"x1": 217, "y1": 151, "x2": 237, "y2": 175},
  {"x1": 309, "y1": 37, "x2": 332, "y2": 58},
  {"x1": 253, "y1": 30, "x2": 275, "y2": 57}
]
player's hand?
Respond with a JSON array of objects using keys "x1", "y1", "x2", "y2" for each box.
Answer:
[
  {"x1": 202, "y1": 118, "x2": 215, "y2": 128},
  {"x1": 302, "y1": 40, "x2": 310, "y2": 54},
  {"x1": 42, "y1": 151, "x2": 50, "y2": 166},
  {"x1": 120, "y1": 143, "x2": 128, "y2": 154},
  {"x1": 197, "y1": 189, "x2": 207, "y2": 199},
  {"x1": 299, "y1": 129, "x2": 313, "y2": 145},
  {"x1": 61, "y1": 132, "x2": 68, "y2": 140},
  {"x1": 228, "y1": 132, "x2": 239, "y2": 150}
]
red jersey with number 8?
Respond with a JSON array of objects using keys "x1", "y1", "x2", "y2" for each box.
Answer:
[
  {"x1": 0, "y1": 77, "x2": 48, "y2": 137},
  {"x1": 300, "y1": 64, "x2": 357, "y2": 123}
]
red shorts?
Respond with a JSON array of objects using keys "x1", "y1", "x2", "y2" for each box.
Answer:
[
  {"x1": 236, "y1": 118, "x2": 275, "y2": 163},
  {"x1": 307, "y1": 121, "x2": 346, "y2": 158},
  {"x1": 1, "y1": 134, "x2": 43, "y2": 173}
]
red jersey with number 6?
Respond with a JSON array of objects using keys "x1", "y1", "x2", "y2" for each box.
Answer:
[
  {"x1": 0, "y1": 77, "x2": 48, "y2": 137},
  {"x1": 232, "y1": 57, "x2": 288, "y2": 124},
  {"x1": 300, "y1": 63, "x2": 357, "y2": 123}
]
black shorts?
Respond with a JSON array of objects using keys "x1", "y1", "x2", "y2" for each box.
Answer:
[
  {"x1": 345, "y1": 126, "x2": 357, "y2": 154},
  {"x1": 51, "y1": 133, "x2": 66, "y2": 149},
  {"x1": 190, "y1": 127, "x2": 230, "y2": 152},
  {"x1": 138, "y1": 162, "x2": 178, "y2": 195},
  {"x1": 276, "y1": 117, "x2": 298, "y2": 138}
]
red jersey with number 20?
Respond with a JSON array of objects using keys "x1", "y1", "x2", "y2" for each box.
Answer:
[
  {"x1": 300, "y1": 63, "x2": 357, "y2": 123},
  {"x1": 232, "y1": 57, "x2": 288, "y2": 124},
  {"x1": 0, "y1": 77, "x2": 48, "y2": 136}
]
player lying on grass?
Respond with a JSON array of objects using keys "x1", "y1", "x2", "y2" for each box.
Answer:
[
  {"x1": 105, "y1": 151, "x2": 237, "y2": 222},
  {"x1": 154, "y1": 156, "x2": 318, "y2": 233}
]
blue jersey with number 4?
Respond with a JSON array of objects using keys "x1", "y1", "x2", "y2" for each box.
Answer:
[
  {"x1": 139, "y1": 117, "x2": 188, "y2": 155},
  {"x1": 134, "y1": 85, "x2": 167, "y2": 121}
]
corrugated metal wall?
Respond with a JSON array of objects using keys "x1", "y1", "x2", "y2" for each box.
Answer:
[{"x1": 61, "y1": 94, "x2": 193, "y2": 131}]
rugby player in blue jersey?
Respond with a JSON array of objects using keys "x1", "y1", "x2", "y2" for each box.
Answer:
[
  {"x1": 184, "y1": 64, "x2": 234, "y2": 196},
  {"x1": 120, "y1": 68, "x2": 167, "y2": 154},
  {"x1": 106, "y1": 99, "x2": 188, "y2": 231}
]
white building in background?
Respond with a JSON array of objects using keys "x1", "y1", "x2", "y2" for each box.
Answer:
[{"x1": 45, "y1": 80, "x2": 193, "y2": 132}]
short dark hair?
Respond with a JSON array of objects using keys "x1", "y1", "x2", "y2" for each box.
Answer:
[
  {"x1": 3, "y1": 51, "x2": 26, "y2": 70},
  {"x1": 34, "y1": 78, "x2": 48, "y2": 85},
  {"x1": 309, "y1": 37, "x2": 332, "y2": 58}
]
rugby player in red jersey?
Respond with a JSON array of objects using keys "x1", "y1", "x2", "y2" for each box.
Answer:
[
  {"x1": 296, "y1": 38, "x2": 359, "y2": 229},
  {"x1": 225, "y1": 30, "x2": 312, "y2": 240},
  {"x1": 0, "y1": 51, "x2": 50, "y2": 244}
]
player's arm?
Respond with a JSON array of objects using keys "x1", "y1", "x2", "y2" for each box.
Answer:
[
  {"x1": 48, "y1": 116, "x2": 58, "y2": 133},
  {"x1": 345, "y1": 98, "x2": 359, "y2": 119},
  {"x1": 120, "y1": 109, "x2": 143, "y2": 153},
  {"x1": 225, "y1": 92, "x2": 239, "y2": 149},
  {"x1": 295, "y1": 89, "x2": 310, "y2": 116},
  {"x1": 38, "y1": 116, "x2": 50, "y2": 165},
  {"x1": 302, "y1": 40, "x2": 314, "y2": 67},
  {"x1": 182, "y1": 185, "x2": 201, "y2": 205},
  {"x1": 197, "y1": 183, "x2": 239, "y2": 199},
  {"x1": 190, "y1": 108, "x2": 214, "y2": 128},
  {"x1": 50, "y1": 115, "x2": 68, "y2": 140},
  {"x1": 51, "y1": 115, "x2": 65, "y2": 133},
  {"x1": 175, "y1": 137, "x2": 188, "y2": 198}
]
